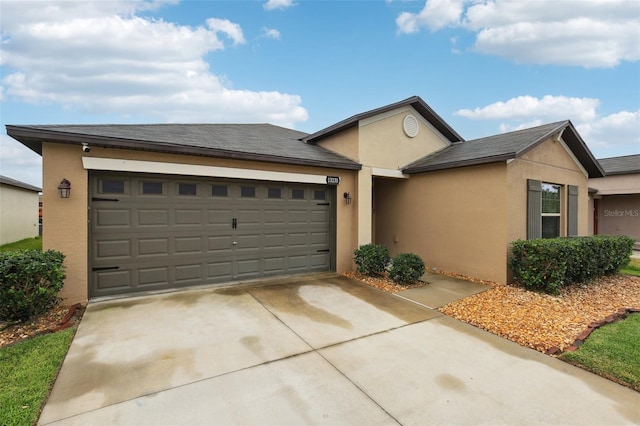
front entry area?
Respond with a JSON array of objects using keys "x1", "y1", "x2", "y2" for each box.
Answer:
[{"x1": 89, "y1": 172, "x2": 335, "y2": 297}]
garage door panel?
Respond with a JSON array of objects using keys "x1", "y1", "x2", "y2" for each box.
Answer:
[
  {"x1": 91, "y1": 173, "x2": 334, "y2": 297},
  {"x1": 288, "y1": 210, "x2": 308, "y2": 223},
  {"x1": 207, "y1": 235, "x2": 233, "y2": 252},
  {"x1": 95, "y1": 270, "x2": 132, "y2": 290},
  {"x1": 264, "y1": 233, "x2": 285, "y2": 248},
  {"x1": 96, "y1": 209, "x2": 130, "y2": 227},
  {"x1": 137, "y1": 209, "x2": 169, "y2": 226},
  {"x1": 175, "y1": 237, "x2": 202, "y2": 254},
  {"x1": 175, "y1": 209, "x2": 202, "y2": 225},
  {"x1": 175, "y1": 264, "x2": 203, "y2": 282},
  {"x1": 237, "y1": 259, "x2": 259, "y2": 276},
  {"x1": 138, "y1": 238, "x2": 169, "y2": 256},
  {"x1": 138, "y1": 267, "x2": 170, "y2": 286},
  {"x1": 96, "y1": 240, "x2": 131, "y2": 259}
]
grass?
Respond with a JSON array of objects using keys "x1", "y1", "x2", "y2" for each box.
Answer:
[
  {"x1": 0, "y1": 237, "x2": 42, "y2": 252},
  {"x1": 0, "y1": 327, "x2": 76, "y2": 426},
  {"x1": 620, "y1": 258, "x2": 640, "y2": 277},
  {"x1": 561, "y1": 314, "x2": 640, "y2": 392}
]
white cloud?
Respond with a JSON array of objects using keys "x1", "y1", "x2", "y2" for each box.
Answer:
[
  {"x1": 455, "y1": 95, "x2": 600, "y2": 122},
  {"x1": 576, "y1": 110, "x2": 640, "y2": 154},
  {"x1": 261, "y1": 27, "x2": 282, "y2": 40},
  {"x1": 264, "y1": 0, "x2": 295, "y2": 11},
  {"x1": 396, "y1": 0, "x2": 640, "y2": 68},
  {"x1": 0, "y1": 0, "x2": 308, "y2": 127},
  {"x1": 0, "y1": 134, "x2": 42, "y2": 187},
  {"x1": 455, "y1": 95, "x2": 640, "y2": 157},
  {"x1": 206, "y1": 18, "x2": 246, "y2": 46}
]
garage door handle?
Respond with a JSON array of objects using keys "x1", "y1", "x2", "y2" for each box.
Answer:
[
  {"x1": 316, "y1": 249, "x2": 330, "y2": 253},
  {"x1": 92, "y1": 197, "x2": 120, "y2": 202},
  {"x1": 92, "y1": 266, "x2": 120, "y2": 272},
  {"x1": 316, "y1": 202, "x2": 330, "y2": 206},
  {"x1": 232, "y1": 218, "x2": 237, "y2": 229}
]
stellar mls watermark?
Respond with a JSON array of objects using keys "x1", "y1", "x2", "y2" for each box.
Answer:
[{"x1": 603, "y1": 209, "x2": 639, "y2": 217}]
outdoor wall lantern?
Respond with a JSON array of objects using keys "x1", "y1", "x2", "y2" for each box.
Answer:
[
  {"x1": 343, "y1": 192, "x2": 352, "y2": 205},
  {"x1": 58, "y1": 178, "x2": 71, "y2": 199}
]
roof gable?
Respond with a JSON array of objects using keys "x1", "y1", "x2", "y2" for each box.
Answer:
[
  {"x1": 6, "y1": 123, "x2": 361, "y2": 171},
  {"x1": 302, "y1": 96, "x2": 464, "y2": 144},
  {"x1": 403, "y1": 120, "x2": 604, "y2": 178}
]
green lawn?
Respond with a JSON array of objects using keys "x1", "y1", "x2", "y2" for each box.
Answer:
[
  {"x1": 561, "y1": 314, "x2": 640, "y2": 392},
  {"x1": 0, "y1": 237, "x2": 42, "y2": 252},
  {"x1": 620, "y1": 258, "x2": 640, "y2": 277},
  {"x1": 0, "y1": 327, "x2": 76, "y2": 426}
]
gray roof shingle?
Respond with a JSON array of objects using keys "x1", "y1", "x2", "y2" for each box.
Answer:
[
  {"x1": 403, "y1": 121, "x2": 605, "y2": 178},
  {"x1": 6, "y1": 123, "x2": 361, "y2": 171},
  {"x1": 0, "y1": 175, "x2": 41, "y2": 192},
  {"x1": 597, "y1": 154, "x2": 640, "y2": 175}
]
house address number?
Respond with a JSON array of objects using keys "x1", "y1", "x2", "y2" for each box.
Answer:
[{"x1": 326, "y1": 176, "x2": 340, "y2": 185}]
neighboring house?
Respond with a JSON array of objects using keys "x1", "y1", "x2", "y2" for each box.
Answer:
[
  {"x1": 0, "y1": 175, "x2": 41, "y2": 245},
  {"x1": 588, "y1": 154, "x2": 640, "y2": 243},
  {"x1": 6, "y1": 96, "x2": 604, "y2": 305}
]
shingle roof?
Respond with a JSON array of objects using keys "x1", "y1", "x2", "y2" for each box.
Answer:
[
  {"x1": 302, "y1": 96, "x2": 464, "y2": 144},
  {"x1": 0, "y1": 175, "x2": 41, "y2": 192},
  {"x1": 597, "y1": 154, "x2": 640, "y2": 175},
  {"x1": 403, "y1": 121, "x2": 605, "y2": 178},
  {"x1": 6, "y1": 123, "x2": 361, "y2": 170}
]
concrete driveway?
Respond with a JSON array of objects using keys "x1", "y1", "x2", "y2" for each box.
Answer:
[{"x1": 40, "y1": 273, "x2": 639, "y2": 425}]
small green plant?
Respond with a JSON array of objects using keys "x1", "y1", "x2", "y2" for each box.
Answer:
[
  {"x1": 0, "y1": 249, "x2": 66, "y2": 322},
  {"x1": 353, "y1": 244, "x2": 390, "y2": 276},
  {"x1": 389, "y1": 253, "x2": 425, "y2": 284}
]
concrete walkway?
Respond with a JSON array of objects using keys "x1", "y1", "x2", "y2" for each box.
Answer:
[
  {"x1": 39, "y1": 274, "x2": 640, "y2": 425},
  {"x1": 395, "y1": 271, "x2": 490, "y2": 308}
]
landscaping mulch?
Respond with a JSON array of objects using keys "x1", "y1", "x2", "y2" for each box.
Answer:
[
  {"x1": 346, "y1": 269, "x2": 640, "y2": 354},
  {"x1": 0, "y1": 304, "x2": 84, "y2": 348}
]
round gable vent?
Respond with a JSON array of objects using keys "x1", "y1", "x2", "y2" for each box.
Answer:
[{"x1": 403, "y1": 114, "x2": 419, "y2": 138}]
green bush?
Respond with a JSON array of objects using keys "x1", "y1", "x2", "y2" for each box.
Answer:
[
  {"x1": 509, "y1": 235, "x2": 634, "y2": 294},
  {"x1": 389, "y1": 253, "x2": 425, "y2": 284},
  {"x1": 353, "y1": 244, "x2": 390, "y2": 276},
  {"x1": 0, "y1": 250, "x2": 66, "y2": 322}
]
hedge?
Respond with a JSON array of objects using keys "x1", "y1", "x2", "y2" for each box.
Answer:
[
  {"x1": 389, "y1": 253, "x2": 425, "y2": 284},
  {"x1": 509, "y1": 235, "x2": 634, "y2": 294},
  {"x1": 0, "y1": 250, "x2": 66, "y2": 322}
]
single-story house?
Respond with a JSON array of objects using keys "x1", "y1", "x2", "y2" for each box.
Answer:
[
  {"x1": 6, "y1": 96, "x2": 604, "y2": 305},
  {"x1": 588, "y1": 154, "x2": 640, "y2": 243},
  {"x1": 0, "y1": 175, "x2": 41, "y2": 246}
]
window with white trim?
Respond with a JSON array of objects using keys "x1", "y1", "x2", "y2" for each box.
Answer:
[{"x1": 541, "y1": 183, "x2": 561, "y2": 238}]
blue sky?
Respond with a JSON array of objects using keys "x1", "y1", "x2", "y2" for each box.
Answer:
[{"x1": 1, "y1": 0, "x2": 639, "y2": 187}]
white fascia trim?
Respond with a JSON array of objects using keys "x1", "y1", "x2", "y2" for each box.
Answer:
[
  {"x1": 371, "y1": 167, "x2": 409, "y2": 179},
  {"x1": 82, "y1": 157, "x2": 329, "y2": 185}
]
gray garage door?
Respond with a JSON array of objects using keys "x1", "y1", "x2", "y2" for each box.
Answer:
[{"x1": 89, "y1": 172, "x2": 335, "y2": 298}]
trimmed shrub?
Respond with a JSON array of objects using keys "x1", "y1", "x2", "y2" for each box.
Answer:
[
  {"x1": 389, "y1": 253, "x2": 425, "y2": 284},
  {"x1": 353, "y1": 244, "x2": 390, "y2": 276},
  {"x1": 0, "y1": 249, "x2": 66, "y2": 322},
  {"x1": 509, "y1": 235, "x2": 634, "y2": 294}
]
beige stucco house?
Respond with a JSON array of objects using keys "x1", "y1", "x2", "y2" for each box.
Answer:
[
  {"x1": 6, "y1": 96, "x2": 604, "y2": 305},
  {"x1": 588, "y1": 154, "x2": 640, "y2": 243},
  {"x1": 0, "y1": 175, "x2": 41, "y2": 245}
]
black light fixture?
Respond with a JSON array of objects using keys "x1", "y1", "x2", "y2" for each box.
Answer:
[
  {"x1": 343, "y1": 192, "x2": 352, "y2": 205},
  {"x1": 58, "y1": 178, "x2": 71, "y2": 198}
]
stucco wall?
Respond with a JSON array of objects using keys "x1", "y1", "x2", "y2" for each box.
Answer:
[
  {"x1": 375, "y1": 163, "x2": 509, "y2": 283},
  {"x1": 507, "y1": 137, "x2": 589, "y2": 244},
  {"x1": 358, "y1": 107, "x2": 449, "y2": 170},
  {"x1": 316, "y1": 126, "x2": 359, "y2": 161},
  {"x1": 43, "y1": 143, "x2": 358, "y2": 305},
  {"x1": 589, "y1": 174, "x2": 640, "y2": 195},
  {"x1": 594, "y1": 194, "x2": 640, "y2": 241},
  {"x1": 0, "y1": 184, "x2": 40, "y2": 245}
]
